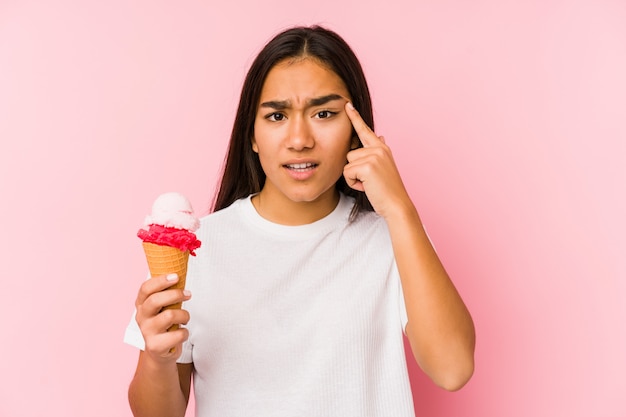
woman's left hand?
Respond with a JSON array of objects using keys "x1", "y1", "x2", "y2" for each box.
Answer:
[{"x1": 343, "y1": 101, "x2": 413, "y2": 219}]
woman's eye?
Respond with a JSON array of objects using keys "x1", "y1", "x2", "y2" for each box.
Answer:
[
  {"x1": 266, "y1": 113, "x2": 285, "y2": 122},
  {"x1": 315, "y1": 110, "x2": 336, "y2": 119}
]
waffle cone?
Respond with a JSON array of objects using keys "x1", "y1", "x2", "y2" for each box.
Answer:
[{"x1": 142, "y1": 241, "x2": 190, "y2": 331}]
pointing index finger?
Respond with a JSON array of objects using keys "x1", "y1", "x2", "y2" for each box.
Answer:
[{"x1": 345, "y1": 102, "x2": 378, "y2": 147}]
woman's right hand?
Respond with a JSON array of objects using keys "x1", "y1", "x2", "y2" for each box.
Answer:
[{"x1": 134, "y1": 273, "x2": 192, "y2": 363}]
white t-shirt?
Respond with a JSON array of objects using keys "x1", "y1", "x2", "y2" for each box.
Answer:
[{"x1": 125, "y1": 193, "x2": 415, "y2": 417}]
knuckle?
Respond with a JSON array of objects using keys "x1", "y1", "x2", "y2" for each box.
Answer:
[
  {"x1": 160, "y1": 307, "x2": 177, "y2": 323},
  {"x1": 180, "y1": 328, "x2": 190, "y2": 342},
  {"x1": 143, "y1": 338, "x2": 165, "y2": 356},
  {"x1": 141, "y1": 293, "x2": 158, "y2": 312},
  {"x1": 181, "y1": 309, "x2": 191, "y2": 324}
]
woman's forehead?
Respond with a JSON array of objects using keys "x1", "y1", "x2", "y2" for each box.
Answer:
[{"x1": 259, "y1": 58, "x2": 349, "y2": 105}]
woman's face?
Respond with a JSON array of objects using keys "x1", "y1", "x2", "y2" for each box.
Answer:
[{"x1": 252, "y1": 58, "x2": 354, "y2": 210}]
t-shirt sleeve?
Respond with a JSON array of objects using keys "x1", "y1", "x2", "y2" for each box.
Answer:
[
  {"x1": 392, "y1": 260, "x2": 409, "y2": 334},
  {"x1": 123, "y1": 310, "x2": 145, "y2": 350},
  {"x1": 177, "y1": 339, "x2": 193, "y2": 363}
]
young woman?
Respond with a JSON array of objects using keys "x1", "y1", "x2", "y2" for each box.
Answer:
[{"x1": 125, "y1": 25, "x2": 475, "y2": 417}]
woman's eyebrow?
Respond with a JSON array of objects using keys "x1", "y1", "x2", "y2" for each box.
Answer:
[
  {"x1": 307, "y1": 94, "x2": 345, "y2": 107},
  {"x1": 259, "y1": 100, "x2": 290, "y2": 110},
  {"x1": 259, "y1": 94, "x2": 346, "y2": 110}
]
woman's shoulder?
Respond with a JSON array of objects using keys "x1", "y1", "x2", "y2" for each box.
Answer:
[{"x1": 196, "y1": 196, "x2": 250, "y2": 231}]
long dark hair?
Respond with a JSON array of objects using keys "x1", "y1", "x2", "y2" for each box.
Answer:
[{"x1": 211, "y1": 25, "x2": 375, "y2": 219}]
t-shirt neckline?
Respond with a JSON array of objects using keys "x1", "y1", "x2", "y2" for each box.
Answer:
[{"x1": 238, "y1": 193, "x2": 353, "y2": 239}]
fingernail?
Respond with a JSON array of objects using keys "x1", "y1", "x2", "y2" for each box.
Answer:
[
  {"x1": 347, "y1": 101, "x2": 355, "y2": 110},
  {"x1": 166, "y1": 273, "x2": 178, "y2": 281},
  {"x1": 183, "y1": 290, "x2": 192, "y2": 297}
]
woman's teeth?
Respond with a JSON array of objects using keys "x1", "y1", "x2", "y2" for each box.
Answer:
[{"x1": 285, "y1": 162, "x2": 316, "y2": 170}]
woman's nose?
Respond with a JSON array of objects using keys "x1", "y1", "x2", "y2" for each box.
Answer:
[{"x1": 286, "y1": 117, "x2": 314, "y2": 150}]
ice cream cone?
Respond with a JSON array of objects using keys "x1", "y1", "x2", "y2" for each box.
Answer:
[{"x1": 142, "y1": 241, "x2": 190, "y2": 332}]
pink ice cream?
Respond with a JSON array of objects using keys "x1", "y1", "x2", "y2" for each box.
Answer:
[{"x1": 137, "y1": 192, "x2": 202, "y2": 255}]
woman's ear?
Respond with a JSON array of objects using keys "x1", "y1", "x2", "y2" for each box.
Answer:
[{"x1": 251, "y1": 137, "x2": 259, "y2": 153}]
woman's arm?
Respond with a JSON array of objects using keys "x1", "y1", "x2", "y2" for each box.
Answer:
[
  {"x1": 129, "y1": 355, "x2": 193, "y2": 417},
  {"x1": 128, "y1": 274, "x2": 193, "y2": 416},
  {"x1": 344, "y1": 102, "x2": 475, "y2": 391},
  {"x1": 385, "y1": 203, "x2": 475, "y2": 391}
]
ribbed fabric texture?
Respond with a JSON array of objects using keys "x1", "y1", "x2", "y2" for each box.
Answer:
[{"x1": 125, "y1": 193, "x2": 415, "y2": 416}]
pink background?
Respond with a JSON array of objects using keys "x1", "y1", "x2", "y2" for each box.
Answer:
[{"x1": 1, "y1": 1, "x2": 625, "y2": 416}]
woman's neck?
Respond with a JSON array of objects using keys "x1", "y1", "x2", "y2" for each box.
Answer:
[{"x1": 251, "y1": 188, "x2": 340, "y2": 226}]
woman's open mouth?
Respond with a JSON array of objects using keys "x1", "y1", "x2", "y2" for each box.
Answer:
[{"x1": 284, "y1": 162, "x2": 318, "y2": 172}]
